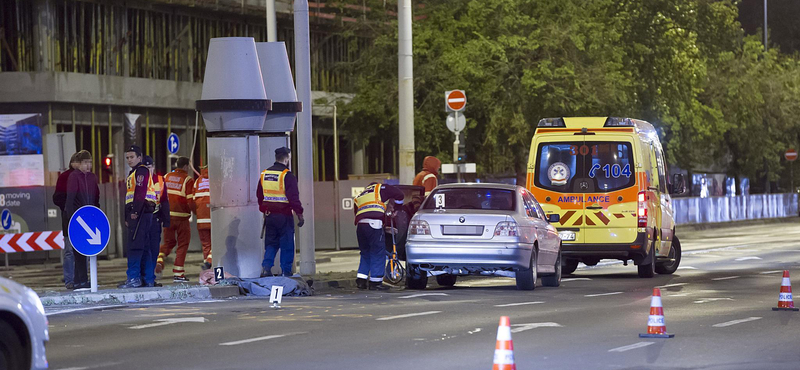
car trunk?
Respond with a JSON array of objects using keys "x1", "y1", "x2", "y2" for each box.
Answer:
[{"x1": 419, "y1": 210, "x2": 512, "y2": 240}]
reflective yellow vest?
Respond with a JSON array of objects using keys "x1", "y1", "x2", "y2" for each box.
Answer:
[
  {"x1": 261, "y1": 169, "x2": 289, "y2": 203},
  {"x1": 126, "y1": 166, "x2": 158, "y2": 205},
  {"x1": 355, "y1": 183, "x2": 386, "y2": 217},
  {"x1": 153, "y1": 175, "x2": 164, "y2": 212}
]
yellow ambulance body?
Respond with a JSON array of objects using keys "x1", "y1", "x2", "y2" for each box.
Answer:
[{"x1": 526, "y1": 117, "x2": 684, "y2": 278}]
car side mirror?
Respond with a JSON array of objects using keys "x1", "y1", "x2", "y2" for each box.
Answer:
[
  {"x1": 671, "y1": 174, "x2": 687, "y2": 195},
  {"x1": 548, "y1": 214, "x2": 560, "y2": 223}
]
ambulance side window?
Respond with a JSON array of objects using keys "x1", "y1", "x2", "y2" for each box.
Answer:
[{"x1": 654, "y1": 148, "x2": 667, "y2": 193}]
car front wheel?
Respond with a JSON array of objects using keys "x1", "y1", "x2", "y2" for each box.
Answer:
[
  {"x1": 516, "y1": 248, "x2": 537, "y2": 290},
  {"x1": 435, "y1": 274, "x2": 457, "y2": 287},
  {"x1": 0, "y1": 320, "x2": 27, "y2": 370},
  {"x1": 542, "y1": 246, "x2": 562, "y2": 287},
  {"x1": 406, "y1": 264, "x2": 428, "y2": 290},
  {"x1": 656, "y1": 235, "x2": 681, "y2": 275}
]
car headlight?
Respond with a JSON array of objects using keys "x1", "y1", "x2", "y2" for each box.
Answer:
[{"x1": 26, "y1": 288, "x2": 46, "y2": 317}]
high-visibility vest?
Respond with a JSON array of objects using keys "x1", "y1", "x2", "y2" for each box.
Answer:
[
  {"x1": 153, "y1": 175, "x2": 165, "y2": 212},
  {"x1": 165, "y1": 169, "x2": 194, "y2": 219},
  {"x1": 354, "y1": 183, "x2": 386, "y2": 217},
  {"x1": 194, "y1": 172, "x2": 211, "y2": 228},
  {"x1": 126, "y1": 166, "x2": 157, "y2": 205},
  {"x1": 261, "y1": 169, "x2": 289, "y2": 204}
]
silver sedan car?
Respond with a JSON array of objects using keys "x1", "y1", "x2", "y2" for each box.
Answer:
[
  {"x1": 406, "y1": 183, "x2": 563, "y2": 290},
  {"x1": 0, "y1": 277, "x2": 49, "y2": 370}
]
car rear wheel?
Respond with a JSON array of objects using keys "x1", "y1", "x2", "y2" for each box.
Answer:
[
  {"x1": 516, "y1": 248, "x2": 537, "y2": 291},
  {"x1": 406, "y1": 264, "x2": 428, "y2": 290},
  {"x1": 562, "y1": 258, "x2": 579, "y2": 275},
  {"x1": 0, "y1": 320, "x2": 26, "y2": 370},
  {"x1": 637, "y1": 240, "x2": 656, "y2": 278},
  {"x1": 542, "y1": 247, "x2": 562, "y2": 287},
  {"x1": 435, "y1": 274, "x2": 458, "y2": 287},
  {"x1": 656, "y1": 235, "x2": 681, "y2": 275}
]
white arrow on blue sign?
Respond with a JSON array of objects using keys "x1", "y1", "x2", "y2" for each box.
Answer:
[
  {"x1": 68, "y1": 206, "x2": 110, "y2": 256},
  {"x1": 1, "y1": 209, "x2": 11, "y2": 230},
  {"x1": 168, "y1": 133, "x2": 180, "y2": 154}
]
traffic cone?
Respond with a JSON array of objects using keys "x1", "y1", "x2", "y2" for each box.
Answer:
[
  {"x1": 772, "y1": 270, "x2": 799, "y2": 311},
  {"x1": 492, "y1": 316, "x2": 516, "y2": 370},
  {"x1": 639, "y1": 288, "x2": 674, "y2": 338}
]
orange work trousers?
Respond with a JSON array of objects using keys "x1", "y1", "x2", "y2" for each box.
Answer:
[
  {"x1": 160, "y1": 218, "x2": 191, "y2": 272},
  {"x1": 198, "y1": 229, "x2": 212, "y2": 264}
]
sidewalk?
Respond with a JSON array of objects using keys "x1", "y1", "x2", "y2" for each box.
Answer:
[{"x1": 0, "y1": 249, "x2": 363, "y2": 307}]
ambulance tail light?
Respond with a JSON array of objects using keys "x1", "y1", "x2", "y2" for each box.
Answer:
[
  {"x1": 604, "y1": 117, "x2": 634, "y2": 127},
  {"x1": 638, "y1": 191, "x2": 647, "y2": 227},
  {"x1": 537, "y1": 118, "x2": 566, "y2": 127}
]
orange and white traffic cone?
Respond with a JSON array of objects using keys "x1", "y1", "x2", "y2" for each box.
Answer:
[
  {"x1": 772, "y1": 270, "x2": 799, "y2": 312},
  {"x1": 492, "y1": 316, "x2": 516, "y2": 370},
  {"x1": 639, "y1": 288, "x2": 674, "y2": 338}
]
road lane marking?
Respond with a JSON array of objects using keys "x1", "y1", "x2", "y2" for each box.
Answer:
[
  {"x1": 609, "y1": 342, "x2": 654, "y2": 352},
  {"x1": 734, "y1": 256, "x2": 762, "y2": 261},
  {"x1": 561, "y1": 278, "x2": 592, "y2": 282},
  {"x1": 712, "y1": 317, "x2": 762, "y2": 328},
  {"x1": 219, "y1": 332, "x2": 306, "y2": 346},
  {"x1": 376, "y1": 311, "x2": 442, "y2": 321},
  {"x1": 657, "y1": 283, "x2": 688, "y2": 289},
  {"x1": 712, "y1": 276, "x2": 740, "y2": 281},
  {"x1": 56, "y1": 362, "x2": 124, "y2": 370},
  {"x1": 129, "y1": 317, "x2": 206, "y2": 329},
  {"x1": 398, "y1": 293, "x2": 449, "y2": 299},
  {"x1": 694, "y1": 297, "x2": 734, "y2": 304},
  {"x1": 585, "y1": 292, "x2": 623, "y2": 298},
  {"x1": 494, "y1": 301, "x2": 544, "y2": 307},
  {"x1": 761, "y1": 270, "x2": 784, "y2": 274},
  {"x1": 510, "y1": 322, "x2": 562, "y2": 333},
  {"x1": 668, "y1": 293, "x2": 690, "y2": 297},
  {"x1": 47, "y1": 304, "x2": 128, "y2": 316},
  {"x1": 677, "y1": 266, "x2": 697, "y2": 270}
]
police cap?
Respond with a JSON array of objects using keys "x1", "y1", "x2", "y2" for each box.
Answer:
[
  {"x1": 143, "y1": 155, "x2": 154, "y2": 166},
  {"x1": 126, "y1": 145, "x2": 142, "y2": 157},
  {"x1": 275, "y1": 147, "x2": 291, "y2": 157}
]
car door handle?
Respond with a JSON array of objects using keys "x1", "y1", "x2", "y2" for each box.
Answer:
[{"x1": 586, "y1": 206, "x2": 603, "y2": 210}]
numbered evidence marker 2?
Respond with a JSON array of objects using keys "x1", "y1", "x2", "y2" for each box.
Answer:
[
  {"x1": 270, "y1": 285, "x2": 284, "y2": 309},
  {"x1": 0, "y1": 209, "x2": 10, "y2": 230},
  {"x1": 68, "y1": 206, "x2": 110, "y2": 293},
  {"x1": 213, "y1": 266, "x2": 224, "y2": 282}
]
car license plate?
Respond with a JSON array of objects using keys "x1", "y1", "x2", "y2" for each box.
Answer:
[
  {"x1": 442, "y1": 225, "x2": 484, "y2": 236},
  {"x1": 558, "y1": 231, "x2": 576, "y2": 241}
]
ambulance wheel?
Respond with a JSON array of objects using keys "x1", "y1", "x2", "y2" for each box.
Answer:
[
  {"x1": 637, "y1": 242, "x2": 656, "y2": 278},
  {"x1": 435, "y1": 274, "x2": 458, "y2": 287},
  {"x1": 516, "y1": 249, "x2": 537, "y2": 291},
  {"x1": 406, "y1": 264, "x2": 428, "y2": 290},
  {"x1": 656, "y1": 235, "x2": 681, "y2": 275},
  {"x1": 0, "y1": 320, "x2": 27, "y2": 370},
  {"x1": 562, "y1": 258, "x2": 579, "y2": 275},
  {"x1": 542, "y1": 247, "x2": 562, "y2": 287}
]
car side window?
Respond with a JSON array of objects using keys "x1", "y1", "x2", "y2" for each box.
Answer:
[{"x1": 522, "y1": 192, "x2": 540, "y2": 219}]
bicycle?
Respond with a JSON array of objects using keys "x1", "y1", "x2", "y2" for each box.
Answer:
[{"x1": 384, "y1": 209, "x2": 406, "y2": 285}]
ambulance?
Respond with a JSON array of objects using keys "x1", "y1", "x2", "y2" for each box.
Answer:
[{"x1": 526, "y1": 117, "x2": 686, "y2": 278}]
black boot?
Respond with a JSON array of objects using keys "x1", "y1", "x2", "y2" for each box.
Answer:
[
  {"x1": 118, "y1": 278, "x2": 142, "y2": 289},
  {"x1": 369, "y1": 281, "x2": 390, "y2": 291},
  {"x1": 356, "y1": 278, "x2": 368, "y2": 290},
  {"x1": 260, "y1": 267, "x2": 274, "y2": 278}
]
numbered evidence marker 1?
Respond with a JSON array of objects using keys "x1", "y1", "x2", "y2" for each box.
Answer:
[
  {"x1": 270, "y1": 285, "x2": 284, "y2": 309},
  {"x1": 213, "y1": 266, "x2": 224, "y2": 282},
  {"x1": 68, "y1": 206, "x2": 110, "y2": 293}
]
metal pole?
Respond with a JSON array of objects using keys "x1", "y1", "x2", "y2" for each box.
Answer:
[
  {"x1": 791, "y1": 161, "x2": 794, "y2": 193},
  {"x1": 90, "y1": 256, "x2": 97, "y2": 292},
  {"x1": 454, "y1": 133, "x2": 461, "y2": 183},
  {"x1": 266, "y1": 0, "x2": 277, "y2": 42},
  {"x1": 294, "y1": 0, "x2": 316, "y2": 276},
  {"x1": 333, "y1": 104, "x2": 340, "y2": 251},
  {"x1": 764, "y1": 0, "x2": 768, "y2": 51},
  {"x1": 397, "y1": 0, "x2": 415, "y2": 184}
]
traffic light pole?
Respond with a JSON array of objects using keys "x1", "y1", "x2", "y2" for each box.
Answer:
[{"x1": 454, "y1": 111, "x2": 461, "y2": 183}]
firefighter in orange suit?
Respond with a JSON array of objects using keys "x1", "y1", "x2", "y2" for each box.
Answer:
[
  {"x1": 412, "y1": 156, "x2": 441, "y2": 196},
  {"x1": 193, "y1": 166, "x2": 212, "y2": 270},
  {"x1": 156, "y1": 156, "x2": 194, "y2": 282}
]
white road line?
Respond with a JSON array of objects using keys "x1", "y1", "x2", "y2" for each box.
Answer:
[
  {"x1": 677, "y1": 266, "x2": 697, "y2": 270},
  {"x1": 219, "y1": 332, "x2": 306, "y2": 346},
  {"x1": 585, "y1": 292, "x2": 623, "y2": 298},
  {"x1": 398, "y1": 293, "x2": 449, "y2": 299},
  {"x1": 510, "y1": 322, "x2": 562, "y2": 333},
  {"x1": 657, "y1": 283, "x2": 688, "y2": 289},
  {"x1": 712, "y1": 317, "x2": 762, "y2": 328},
  {"x1": 55, "y1": 362, "x2": 123, "y2": 370},
  {"x1": 609, "y1": 342, "x2": 654, "y2": 352},
  {"x1": 46, "y1": 304, "x2": 128, "y2": 316},
  {"x1": 761, "y1": 270, "x2": 784, "y2": 274},
  {"x1": 376, "y1": 311, "x2": 442, "y2": 321},
  {"x1": 712, "y1": 276, "x2": 740, "y2": 281},
  {"x1": 668, "y1": 293, "x2": 690, "y2": 297},
  {"x1": 694, "y1": 297, "x2": 734, "y2": 304},
  {"x1": 561, "y1": 278, "x2": 592, "y2": 282},
  {"x1": 494, "y1": 301, "x2": 544, "y2": 307},
  {"x1": 735, "y1": 256, "x2": 762, "y2": 261}
]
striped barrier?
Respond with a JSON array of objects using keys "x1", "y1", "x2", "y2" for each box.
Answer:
[{"x1": 0, "y1": 231, "x2": 64, "y2": 253}]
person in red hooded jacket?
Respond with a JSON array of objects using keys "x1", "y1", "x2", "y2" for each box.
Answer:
[{"x1": 412, "y1": 156, "x2": 441, "y2": 196}]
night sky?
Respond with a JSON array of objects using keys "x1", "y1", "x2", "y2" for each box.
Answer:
[{"x1": 739, "y1": 0, "x2": 800, "y2": 53}]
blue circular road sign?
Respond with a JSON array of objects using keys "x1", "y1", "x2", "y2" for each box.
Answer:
[
  {"x1": 1, "y1": 209, "x2": 11, "y2": 230},
  {"x1": 68, "y1": 206, "x2": 110, "y2": 257},
  {"x1": 168, "y1": 133, "x2": 180, "y2": 154}
]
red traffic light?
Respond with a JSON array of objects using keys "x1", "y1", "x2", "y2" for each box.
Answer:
[{"x1": 104, "y1": 157, "x2": 112, "y2": 167}]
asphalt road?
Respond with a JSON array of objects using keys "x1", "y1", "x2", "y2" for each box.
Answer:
[{"x1": 46, "y1": 224, "x2": 800, "y2": 370}]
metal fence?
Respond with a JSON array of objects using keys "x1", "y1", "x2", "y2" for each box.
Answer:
[{"x1": 673, "y1": 193, "x2": 799, "y2": 225}]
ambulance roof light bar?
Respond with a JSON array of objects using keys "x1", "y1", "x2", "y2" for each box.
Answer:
[
  {"x1": 537, "y1": 117, "x2": 566, "y2": 127},
  {"x1": 604, "y1": 117, "x2": 635, "y2": 127}
]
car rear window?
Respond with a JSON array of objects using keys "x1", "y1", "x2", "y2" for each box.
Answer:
[
  {"x1": 535, "y1": 141, "x2": 635, "y2": 193},
  {"x1": 423, "y1": 188, "x2": 516, "y2": 211}
]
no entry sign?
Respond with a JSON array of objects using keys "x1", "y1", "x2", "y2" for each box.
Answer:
[
  {"x1": 786, "y1": 149, "x2": 798, "y2": 162},
  {"x1": 445, "y1": 90, "x2": 466, "y2": 112}
]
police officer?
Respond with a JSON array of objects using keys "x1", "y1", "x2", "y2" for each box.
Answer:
[
  {"x1": 256, "y1": 147, "x2": 304, "y2": 277},
  {"x1": 353, "y1": 182, "x2": 404, "y2": 290},
  {"x1": 119, "y1": 145, "x2": 157, "y2": 289},
  {"x1": 143, "y1": 156, "x2": 169, "y2": 287}
]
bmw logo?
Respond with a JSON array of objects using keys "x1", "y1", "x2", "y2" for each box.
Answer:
[{"x1": 459, "y1": 216, "x2": 466, "y2": 223}]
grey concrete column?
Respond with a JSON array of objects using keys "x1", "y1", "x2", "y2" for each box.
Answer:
[
  {"x1": 33, "y1": 0, "x2": 55, "y2": 72},
  {"x1": 352, "y1": 144, "x2": 365, "y2": 175}
]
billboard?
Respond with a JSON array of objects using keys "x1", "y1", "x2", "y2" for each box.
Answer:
[{"x1": 0, "y1": 114, "x2": 45, "y2": 187}]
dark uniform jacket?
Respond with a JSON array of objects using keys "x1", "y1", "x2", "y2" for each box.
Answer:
[
  {"x1": 256, "y1": 162, "x2": 304, "y2": 216},
  {"x1": 126, "y1": 164, "x2": 155, "y2": 223},
  {"x1": 64, "y1": 170, "x2": 100, "y2": 220}
]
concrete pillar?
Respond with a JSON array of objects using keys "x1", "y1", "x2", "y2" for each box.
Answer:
[
  {"x1": 352, "y1": 144, "x2": 365, "y2": 175},
  {"x1": 33, "y1": 0, "x2": 55, "y2": 72},
  {"x1": 397, "y1": 0, "x2": 415, "y2": 183}
]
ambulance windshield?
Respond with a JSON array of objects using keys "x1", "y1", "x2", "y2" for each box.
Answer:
[{"x1": 535, "y1": 141, "x2": 635, "y2": 193}]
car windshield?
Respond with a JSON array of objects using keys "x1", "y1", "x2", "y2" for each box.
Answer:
[
  {"x1": 423, "y1": 188, "x2": 515, "y2": 211},
  {"x1": 535, "y1": 141, "x2": 635, "y2": 193}
]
